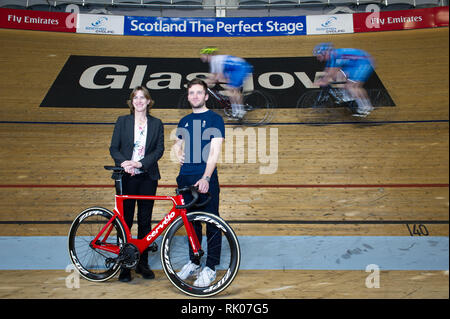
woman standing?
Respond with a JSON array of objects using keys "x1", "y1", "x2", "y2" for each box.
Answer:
[{"x1": 109, "y1": 86, "x2": 165, "y2": 282}]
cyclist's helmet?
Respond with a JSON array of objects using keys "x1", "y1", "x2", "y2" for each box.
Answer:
[
  {"x1": 200, "y1": 46, "x2": 218, "y2": 55},
  {"x1": 313, "y1": 43, "x2": 334, "y2": 56}
]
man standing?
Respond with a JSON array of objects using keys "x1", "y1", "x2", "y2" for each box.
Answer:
[{"x1": 172, "y1": 78, "x2": 225, "y2": 287}]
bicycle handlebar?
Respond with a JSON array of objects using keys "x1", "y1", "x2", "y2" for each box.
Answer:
[
  {"x1": 329, "y1": 81, "x2": 347, "y2": 85},
  {"x1": 175, "y1": 186, "x2": 198, "y2": 209},
  {"x1": 317, "y1": 81, "x2": 347, "y2": 88},
  {"x1": 104, "y1": 165, "x2": 125, "y2": 173},
  {"x1": 175, "y1": 185, "x2": 212, "y2": 210},
  {"x1": 104, "y1": 166, "x2": 211, "y2": 210}
]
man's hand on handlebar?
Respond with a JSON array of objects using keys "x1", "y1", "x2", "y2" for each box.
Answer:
[
  {"x1": 175, "y1": 185, "x2": 211, "y2": 209},
  {"x1": 194, "y1": 178, "x2": 209, "y2": 194},
  {"x1": 314, "y1": 75, "x2": 330, "y2": 88}
]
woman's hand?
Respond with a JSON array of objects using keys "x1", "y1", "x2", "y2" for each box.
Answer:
[{"x1": 121, "y1": 160, "x2": 142, "y2": 176}]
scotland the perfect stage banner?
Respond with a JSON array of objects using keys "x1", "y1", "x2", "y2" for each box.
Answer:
[{"x1": 124, "y1": 16, "x2": 307, "y2": 37}]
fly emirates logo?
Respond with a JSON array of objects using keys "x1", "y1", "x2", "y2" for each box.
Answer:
[
  {"x1": 368, "y1": 15, "x2": 424, "y2": 26},
  {"x1": 146, "y1": 211, "x2": 176, "y2": 241}
]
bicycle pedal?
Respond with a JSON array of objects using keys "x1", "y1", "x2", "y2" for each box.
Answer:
[{"x1": 105, "y1": 257, "x2": 117, "y2": 268}]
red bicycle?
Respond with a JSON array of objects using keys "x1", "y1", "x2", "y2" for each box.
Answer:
[{"x1": 68, "y1": 166, "x2": 240, "y2": 297}]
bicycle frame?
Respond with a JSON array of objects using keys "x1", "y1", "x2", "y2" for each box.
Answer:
[
  {"x1": 316, "y1": 82, "x2": 348, "y2": 106},
  {"x1": 207, "y1": 88, "x2": 232, "y2": 112},
  {"x1": 90, "y1": 194, "x2": 201, "y2": 257}
]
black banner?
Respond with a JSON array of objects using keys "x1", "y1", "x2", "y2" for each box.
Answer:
[{"x1": 40, "y1": 55, "x2": 394, "y2": 109}]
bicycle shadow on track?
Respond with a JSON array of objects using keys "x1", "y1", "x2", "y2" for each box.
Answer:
[{"x1": 295, "y1": 107, "x2": 388, "y2": 128}]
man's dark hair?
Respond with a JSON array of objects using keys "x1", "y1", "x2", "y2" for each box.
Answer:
[{"x1": 187, "y1": 78, "x2": 208, "y2": 92}]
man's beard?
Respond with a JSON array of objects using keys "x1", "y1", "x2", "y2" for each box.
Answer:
[{"x1": 190, "y1": 102, "x2": 205, "y2": 109}]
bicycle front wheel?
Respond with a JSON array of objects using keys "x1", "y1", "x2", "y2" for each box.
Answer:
[
  {"x1": 161, "y1": 212, "x2": 240, "y2": 297},
  {"x1": 68, "y1": 207, "x2": 126, "y2": 282},
  {"x1": 241, "y1": 90, "x2": 273, "y2": 126}
]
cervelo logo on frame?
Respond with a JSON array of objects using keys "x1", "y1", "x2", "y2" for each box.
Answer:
[{"x1": 146, "y1": 211, "x2": 176, "y2": 241}]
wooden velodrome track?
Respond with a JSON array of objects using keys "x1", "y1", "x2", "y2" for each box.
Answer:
[{"x1": 0, "y1": 25, "x2": 448, "y2": 300}]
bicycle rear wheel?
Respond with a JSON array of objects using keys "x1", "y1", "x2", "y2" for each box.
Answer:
[
  {"x1": 296, "y1": 89, "x2": 334, "y2": 109},
  {"x1": 296, "y1": 89, "x2": 336, "y2": 122},
  {"x1": 241, "y1": 90, "x2": 272, "y2": 126},
  {"x1": 68, "y1": 207, "x2": 126, "y2": 282},
  {"x1": 161, "y1": 212, "x2": 240, "y2": 297}
]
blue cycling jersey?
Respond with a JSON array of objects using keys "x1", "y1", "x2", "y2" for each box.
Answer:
[
  {"x1": 210, "y1": 55, "x2": 253, "y2": 88},
  {"x1": 327, "y1": 48, "x2": 374, "y2": 82},
  {"x1": 327, "y1": 48, "x2": 371, "y2": 68}
]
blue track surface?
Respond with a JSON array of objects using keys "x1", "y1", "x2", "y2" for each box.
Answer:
[{"x1": 0, "y1": 236, "x2": 448, "y2": 271}]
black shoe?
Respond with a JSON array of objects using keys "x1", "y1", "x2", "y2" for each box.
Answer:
[
  {"x1": 136, "y1": 263, "x2": 155, "y2": 280},
  {"x1": 118, "y1": 268, "x2": 132, "y2": 282}
]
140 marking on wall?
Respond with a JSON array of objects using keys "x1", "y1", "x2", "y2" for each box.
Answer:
[{"x1": 406, "y1": 224, "x2": 430, "y2": 236}]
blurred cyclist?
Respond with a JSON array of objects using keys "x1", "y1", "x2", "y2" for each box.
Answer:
[
  {"x1": 200, "y1": 46, "x2": 253, "y2": 119},
  {"x1": 313, "y1": 43, "x2": 375, "y2": 117}
]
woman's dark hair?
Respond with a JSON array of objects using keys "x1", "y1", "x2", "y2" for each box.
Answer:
[{"x1": 127, "y1": 86, "x2": 154, "y2": 115}]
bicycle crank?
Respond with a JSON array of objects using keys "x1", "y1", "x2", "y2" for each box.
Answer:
[
  {"x1": 192, "y1": 249, "x2": 205, "y2": 265},
  {"x1": 105, "y1": 243, "x2": 140, "y2": 269}
]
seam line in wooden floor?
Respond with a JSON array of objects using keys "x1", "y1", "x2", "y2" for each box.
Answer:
[{"x1": 1, "y1": 119, "x2": 449, "y2": 126}]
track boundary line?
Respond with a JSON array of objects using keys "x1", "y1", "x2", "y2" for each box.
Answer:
[{"x1": 0, "y1": 183, "x2": 448, "y2": 189}]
